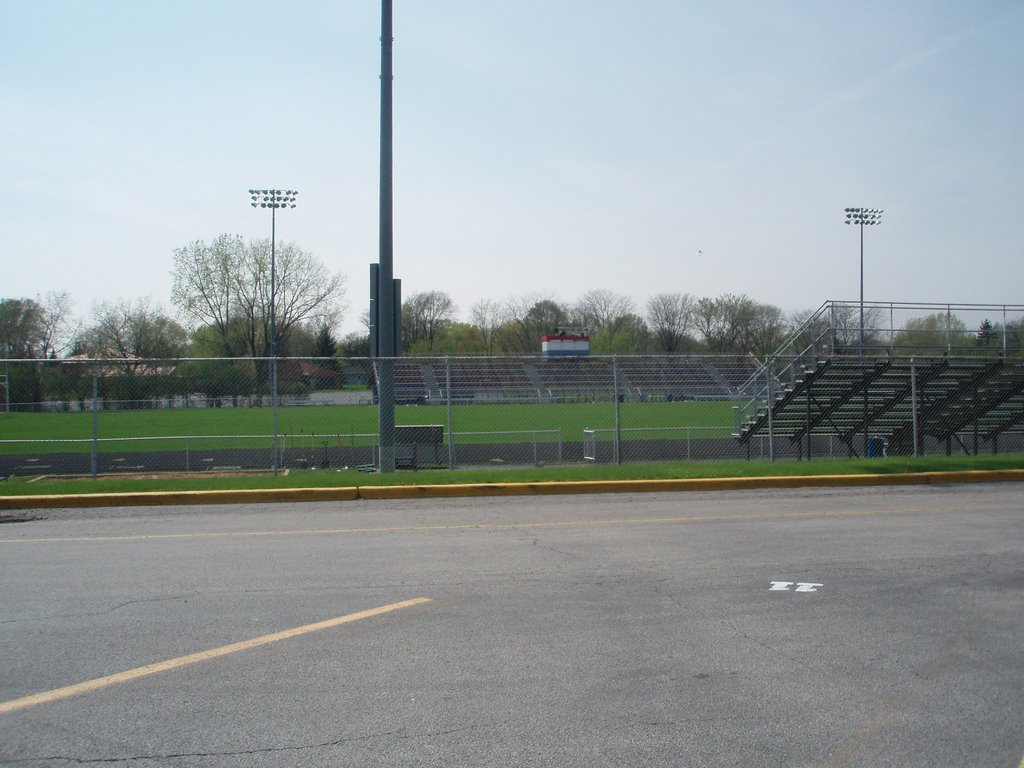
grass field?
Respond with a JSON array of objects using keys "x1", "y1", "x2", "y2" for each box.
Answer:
[
  {"x1": 0, "y1": 400, "x2": 738, "y2": 453},
  {"x1": 1, "y1": 454, "x2": 1022, "y2": 496}
]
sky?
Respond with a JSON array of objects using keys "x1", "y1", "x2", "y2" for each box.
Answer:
[{"x1": 3, "y1": 1, "x2": 1023, "y2": 337}]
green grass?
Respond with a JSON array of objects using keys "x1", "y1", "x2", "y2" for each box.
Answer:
[
  {"x1": 0, "y1": 401, "x2": 738, "y2": 453},
  {"x1": 1, "y1": 454, "x2": 1022, "y2": 496}
]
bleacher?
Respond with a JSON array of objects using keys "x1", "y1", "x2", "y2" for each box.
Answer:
[
  {"x1": 370, "y1": 356, "x2": 768, "y2": 404},
  {"x1": 616, "y1": 357, "x2": 760, "y2": 400},
  {"x1": 392, "y1": 360, "x2": 429, "y2": 403},
  {"x1": 735, "y1": 355, "x2": 1024, "y2": 457},
  {"x1": 532, "y1": 357, "x2": 616, "y2": 400},
  {"x1": 428, "y1": 358, "x2": 539, "y2": 402},
  {"x1": 616, "y1": 358, "x2": 721, "y2": 399}
]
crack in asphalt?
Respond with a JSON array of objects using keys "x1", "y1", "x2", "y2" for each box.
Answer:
[
  {"x1": 1, "y1": 593, "x2": 202, "y2": 626},
  {"x1": 2, "y1": 730, "x2": 405, "y2": 765},
  {"x1": 4, "y1": 721, "x2": 516, "y2": 765}
]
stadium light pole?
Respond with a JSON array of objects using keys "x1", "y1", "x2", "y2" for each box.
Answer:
[
  {"x1": 844, "y1": 207, "x2": 883, "y2": 359},
  {"x1": 845, "y1": 206, "x2": 882, "y2": 459},
  {"x1": 250, "y1": 188, "x2": 298, "y2": 475}
]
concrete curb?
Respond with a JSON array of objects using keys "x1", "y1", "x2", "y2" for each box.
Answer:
[
  {"x1": 0, "y1": 487, "x2": 360, "y2": 510},
  {"x1": 2, "y1": 469, "x2": 1023, "y2": 510}
]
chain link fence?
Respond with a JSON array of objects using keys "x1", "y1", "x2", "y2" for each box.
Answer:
[
  {"x1": 0, "y1": 355, "x2": 758, "y2": 476},
  {"x1": 1, "y1": 302, "x2": 1022, "y2": 479}
]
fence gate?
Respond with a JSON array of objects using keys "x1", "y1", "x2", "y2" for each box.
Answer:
[{"x1": 583, "y1": 429, "x2": 597, "y2": 462}]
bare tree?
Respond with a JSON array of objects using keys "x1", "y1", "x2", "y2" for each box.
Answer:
[
  {"x1": 80, "y1": 298, "x2": 189, "y2": 372},
  {"x1": 470, "y1": 299, "x2": 507, "y2": 355},
  {"x1": 747, "y1": 303, "x2": 786, "y2": 356},
  {"x1": 402, "y1": 290, "x2": 457, "y2": 353},
  {"x1": 171, "y1": 234, "x2": 245, "y2": 355},
  {"x1": 38, "y1": 291, "x2": 75, "y2": 359},
  {"x1": 646, "y1": 293, "x2": 694, "y2": 353},
  {"x1": 572, "y1": 290, "x2": 635, "y2": 338},
  {"x1": 171, "y1": 235, "x2": 346, "y2": 359}
]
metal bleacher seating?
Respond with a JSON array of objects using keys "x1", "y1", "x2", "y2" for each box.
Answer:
[{"x1": 735, "y1": 355, "x2": 1024, "y2": 457}]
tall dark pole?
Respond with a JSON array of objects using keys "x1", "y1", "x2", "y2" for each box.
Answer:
[{"x1": 377, "y1": 0, "x2": 397, "y2": 472}]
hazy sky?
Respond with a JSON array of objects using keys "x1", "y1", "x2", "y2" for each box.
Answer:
[{"x1": 3, "y1": 1, "x2": 1022, "y2": 335}]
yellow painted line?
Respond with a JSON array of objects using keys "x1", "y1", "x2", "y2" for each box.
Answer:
[
  {"x1": 0, "y1": 597, "x2": 431, "y2": 716},
  {"x1": 3, "y1": 503, "x2": 1000, "y2": 545}
]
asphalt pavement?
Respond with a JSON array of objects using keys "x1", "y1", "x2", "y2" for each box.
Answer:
[{"x1": 1, "y1": 483, "x2": 1022, "y2": 766}]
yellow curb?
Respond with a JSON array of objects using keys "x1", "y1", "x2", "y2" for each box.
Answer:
[
  {"x1": 1, "y1": 470, "x2": 1022, "y2": 510},
  {"x1": 354, "y1": 472, "x2": 937, "y2": 500},
  {"x1": 0, "y1": 487, "x2": 360, "y2": 510},
  {"x1": 353, "y1": 469, "x2": 1024, "y2": 499}
]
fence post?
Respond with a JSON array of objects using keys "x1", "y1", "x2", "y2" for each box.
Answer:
[
  {"x1": 445, "y1": 357, "x2": 454, "y2": 470},
  {"x1": 90, "y1": 366, "x2": 99, "y2": 480},
  {"x1": 612, "y1": 356, "x2": 622, "y2": 465},
  {"x1": 829, "y1": 303, "x2": 836, "y2": 356},
  {"x1": 806, "y1": 377, "x2": 813, "y2": 461},
  {"x1": 766, "y1": 360, "x2": 774, "y2": 462},
  {"x1": 558, "y1": 428, "x2": 563, "y2": 463},
  {"x1": 910, "y1": 357, "x2": 920, "y2": 457},
  {"x1": 1003, "y1": 306, "x2": 1008, "y2": 355}
]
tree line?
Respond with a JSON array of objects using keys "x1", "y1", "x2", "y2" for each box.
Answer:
[
  {"x1": 2, "y1": 234, "x2": 1020, "y2": 366},
  {"x1": 390, "y1": 290, "x2": 790, "y2": 357},
  {"x1": 0, "y1": 235, "x2": 347, "y2": 366}
]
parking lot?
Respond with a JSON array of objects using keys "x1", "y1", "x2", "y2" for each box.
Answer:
[{"x1": 1, "y1": 484, "x2": 1022, "y2": 767}]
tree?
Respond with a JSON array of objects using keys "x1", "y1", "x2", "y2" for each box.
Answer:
[
  {"x1": 976, "y1": 319, "x2": 997, "y2": 348},
  {"x1": 307, "y1": 320, "x2": 342, "y2": 371},
  {"x1": 646, "y1": 293, "x2": 694, "y2": 353},
  {"x1": 692, "y1": 294, "x2": 756, "y2": 353},
  {"x1": 171, "y1": 235, "x2": 347, "y2": 359},
  {"x1": 402, "y1": 290, "x2": 457, "y2": 353},
  {"x1": 312, "y1": 321, "x2": 339, "y2": 359},
  {"x1": 170, "y1": 235, "x2": 246, "y2": 356},
  {"x1": 498, "y1": 296, "x2": 569, "y2": 353},
  {"x1": 0, "y1": 292, "x2": 74, "y2": 359},
  {"x1": 470, "y1": 299, "x2": 506, "y2": 355},
  {"x1": 785, "y1": 303, "x2": 885, "y2": 357},
  {"x1": 892, "y1": 313, "x2": 969, "y2": 352},
  {"x1": 589, "y1": 313, "x2": 651, "y2": 353},
  {"x1": 572, "y1": 290, "x2": 635, "y2": 338},
  {"x1": 79, "y1": 298, "x2": 189, "y2": 371},
  {"x1": 339, "y1": 330, "x2": 370, "y2": 358},
  {"x1": 0, "y1": 298, "x2": 44, "y2": 358},
  {"x1": 747, "y1": 303, "x2": 786, "y2": 356},
  {"x1": 428, "y1": 322, "x2": 485, "y2": 354}
]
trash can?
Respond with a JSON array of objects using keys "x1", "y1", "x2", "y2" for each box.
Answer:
[{"x1": 866, "y1": 437, "x2": 885, "y2": 457}]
